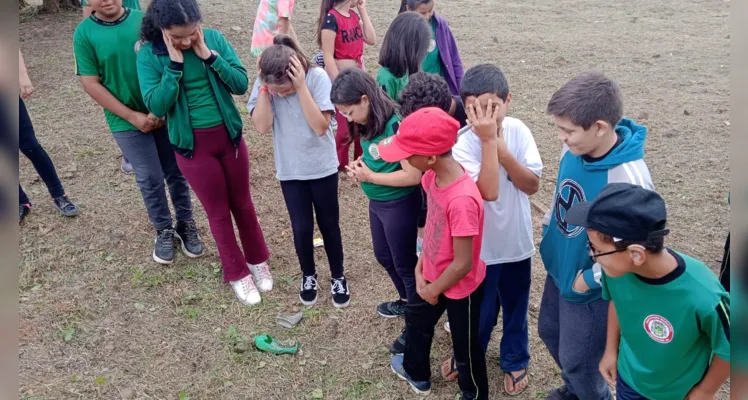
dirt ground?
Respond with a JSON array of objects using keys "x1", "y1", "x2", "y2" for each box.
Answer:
[{"x1": 18, "y1": 0, "x2": 730, "y2": 399}]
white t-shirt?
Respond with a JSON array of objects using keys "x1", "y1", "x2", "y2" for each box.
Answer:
[{"x1": 453, "y1": 117, "x2": 543, "y2": 265}]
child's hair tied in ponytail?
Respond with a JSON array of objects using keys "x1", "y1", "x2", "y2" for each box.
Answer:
[{"x1": 259, "y1": 35, "x2": 311, "y2": 86}]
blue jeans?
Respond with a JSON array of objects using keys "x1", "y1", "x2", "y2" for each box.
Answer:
[
  {"x1": 538, "y1": 275, "x2": 612, "y2": 400},
  {"x1": 478, "y1": 258, "x2": 531, "y2": 372},
  {"x1": 616, "y1": 376, "x2": 647, "y2": 400},
  {"x1": 113, "y1": 129, "x2": 193, "y2": 230}
]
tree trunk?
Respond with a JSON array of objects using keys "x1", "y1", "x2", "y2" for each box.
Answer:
[{"x1": 42, "y1": 0, "x2": 59, "y2": 13}]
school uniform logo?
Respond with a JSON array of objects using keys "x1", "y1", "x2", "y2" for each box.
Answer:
[
  {"x1": 428, "y1": 39, "x2": 437, "y2": 53},
  {"x1": 643, "y1": 315, "x2": 674, "y2": 343},
  {"x1": 369, "y1": 143, "x2": 381, "y2": 160},
  {"x1": 554, "y1": 178, "x2": 587, "y2": 238}
]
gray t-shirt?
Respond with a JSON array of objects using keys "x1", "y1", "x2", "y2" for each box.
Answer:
[{"x1": 247, "y1": 67, "x2": 338, "y2": 181}]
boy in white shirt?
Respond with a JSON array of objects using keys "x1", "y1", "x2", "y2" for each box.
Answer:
[{"x1": 452, "y1": 64, "x2": 543, "y2": 396}]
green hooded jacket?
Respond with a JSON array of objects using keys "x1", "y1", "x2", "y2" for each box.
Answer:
[{"x1": 136, "y1": 29, "x2": 248, "y2": 158}]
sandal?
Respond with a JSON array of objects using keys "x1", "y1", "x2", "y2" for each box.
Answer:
[
  {"x1": 440, "y1": 356, "x2": 459, "y2": 382},
  {"x1": 503, "y1": 369, "x2": 529, "y2": 396}
]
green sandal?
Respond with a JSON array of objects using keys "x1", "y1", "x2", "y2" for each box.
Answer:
[{"x1": 253, "y1": 334, "x2": 299, "y2": 355}]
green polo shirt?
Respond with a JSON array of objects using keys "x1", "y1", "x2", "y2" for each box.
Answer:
[{"x1": 360, "y1": 113, "x2": 417, "y2": 201}]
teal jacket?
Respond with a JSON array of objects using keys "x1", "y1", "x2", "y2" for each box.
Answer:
[{"x1": 136, "y1": 29, "x2": 248, "y2": 158}]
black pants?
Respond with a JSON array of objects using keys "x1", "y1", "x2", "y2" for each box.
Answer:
[
  {"x1": 19, "y1": 98, "x2": 64, "y2": 204},
  {"x1": 280, "y1": 173, "x2": 344, "y2": 278},
  {"x1": 404, "y1": 283, "x2": 489, "y2": 400},
  {"x1": 369, "y1": 190, "x2": 421, "y2": 300},
  {"x1": 417, "y1": 186, "x2": 427, "y2": 229}
]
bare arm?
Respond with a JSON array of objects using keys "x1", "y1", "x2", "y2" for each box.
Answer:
[
  {"x1": 499, "y1": 149, "x2": 540, "y2": 195},
  {"x1": 80, "y1": 75, "x2": 156, "y2": 132},
  {"x1": 689, "y1": 356, "x2": 729, "y2": 397},
  {"x1": 466, "y1": 99, "x2": 500, "y2": 201},
  {"x1": 475, "y1": 139, "x2": 499, "y2": 201},
  {"x1": 428, "y1": 236, "x2": 474, "y2": 295},
  {"x1": 80, "y1": 76, "x2": 137, "y2": 122},
  {"x1": 250, "y1": 85, "x2": 273, "y2": 134},
  {"x1": 19, "y1": 50, "x2": 34, "y2": 98},
  {"x1": 297, "y1": 84, "x2": 333, "y2": 136},
  {"x1": 357, "y1": 5, "x2": 376, "y2": 45},
  {"x1": 320, "y1": 30, "x2": 339, "y2": 80},
  {"x1": 367, "y1": 160, "x2": 422, "y2": 187},
  {"x1": 605, "y1": 301, "x2": 620, "y2": 354}
]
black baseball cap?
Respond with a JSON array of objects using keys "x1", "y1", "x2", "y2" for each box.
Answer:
[{"x1": 565, "y1": 183, "x2": 670, "y2": 242}]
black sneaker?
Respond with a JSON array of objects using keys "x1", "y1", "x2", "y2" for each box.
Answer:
[
  {"x1": 153, "y1": 227, "x2": 175, "y2": 265},
  {"x1": 390, "y1": 329, "x2": 406, "y2": 355},
  {"x1": 175, "y1": 220, "x2": 204, "y2": 258},
  {"x1": 546, "y1": 386, "x2": 580, "y2": 400},
  {"x1": 330, "y1": 276, "x2": 350, "y2": 308},
  {"x1": 19, "y1": 203, "x2": 31, "y2": 222},
  {"x1": 299, "y1": 274, "x2": 318, "y2": 306},
  {"x1": 53, "y1": 195, "x2": 79, "y2": 217},
  {"x1": 377, "y1": 300, "x2": 406, "y2": 318}
]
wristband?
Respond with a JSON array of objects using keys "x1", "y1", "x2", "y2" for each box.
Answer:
[{"x1": 259, "y1": 87, "x2": 271, "y2": 95}]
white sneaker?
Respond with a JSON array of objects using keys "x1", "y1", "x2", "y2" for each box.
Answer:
[
  {"x1": 230, "y1": 275, "x2": 262, "y2": 306},
  {"x1": 248, "y1": 262, "x2": 273, "y2": 292}
]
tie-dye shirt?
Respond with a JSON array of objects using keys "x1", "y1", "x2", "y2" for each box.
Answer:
[{"x1": 250, "y1": 0, "x2": 295, "y2": 56}]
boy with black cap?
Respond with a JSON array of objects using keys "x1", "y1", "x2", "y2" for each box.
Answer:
[
  {"x1": 566, "y1": 183, "x2": 730, "y2": 400},
  {"x1": 378, "y1": 107, "x2": 488, "y2": 399}
]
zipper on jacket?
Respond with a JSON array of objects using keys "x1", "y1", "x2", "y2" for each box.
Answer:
[{"x1": 203, "y1": 59, "x2": 240, "y2": 155}]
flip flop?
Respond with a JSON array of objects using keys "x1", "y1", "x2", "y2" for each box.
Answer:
[
  {"x1": 276, "y1": 312, "x2": 304, "y2": 329},
  {"x1": 440, "y1": 356, "x2": 459, "y2": 382},
  {"x1": 503, "y1": 369, "x2": 529, "y2": 396}
]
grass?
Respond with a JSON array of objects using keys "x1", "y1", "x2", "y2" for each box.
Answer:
[{"x1": 18, "y1": 0, "x2": 730, "y2": 398}]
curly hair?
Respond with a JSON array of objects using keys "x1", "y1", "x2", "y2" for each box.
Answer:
[
  {"x1": 399, "y1": 72, "x2": 452, "y2": 118},
  {"x1": 140, "y1": 0, "x2": 202, "y2": 45}
]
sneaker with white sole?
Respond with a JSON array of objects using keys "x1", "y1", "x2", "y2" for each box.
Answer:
[
  {"x1": 300, "y1": 274, "x2": 318, "y2": 306},
  {"x1": 230, "y1": 275, "x2": 262, "y2": 306},
  {"x1": 248, "y1": 261, "x2": 273, "y2": 292},
  {"x1": 330, "y1": 276, "x2": 350, "y2": 308}
]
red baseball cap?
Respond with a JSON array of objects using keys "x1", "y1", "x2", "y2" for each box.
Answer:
[{"x1": 378, "y1": 107, "x2": 459, "y2": 163}]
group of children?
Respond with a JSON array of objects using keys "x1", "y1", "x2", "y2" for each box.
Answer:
[{"x1": 17, "y1": 0, "x2": 729, "y2": 397}]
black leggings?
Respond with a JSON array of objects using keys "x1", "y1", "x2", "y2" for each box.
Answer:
[
  {"x1": 280, "y1": 173, "x2": 344, "y2": 278},
  {"x1": 19, "y1": 98, "x2": 64, "y2": 204}
]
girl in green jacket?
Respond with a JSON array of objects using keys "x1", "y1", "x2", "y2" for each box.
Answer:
[{"x1": 137, "y1": 0, "x2": 272, "y2": 306}]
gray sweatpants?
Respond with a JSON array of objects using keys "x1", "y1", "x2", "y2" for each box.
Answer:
[
  {"x1": 538, "y1": 275, "x2": 612, "y2": 400},
  {"x1": 113, "y1": 128, "x2": 192, "y2": 230}
]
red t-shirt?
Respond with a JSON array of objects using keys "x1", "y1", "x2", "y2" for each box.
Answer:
[
  {"x1": 321, "y1": 8, "x2": 364, "y2": 62},
  {"x1": 421, "y1": 169, "x2": 486, "y2": 300}
]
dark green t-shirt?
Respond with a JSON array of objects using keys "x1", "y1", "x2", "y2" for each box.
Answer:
[
  {"x1": 421, "y1": 18, "x2": 443, "y2": 76},
  {"x1": 602, "y1": 250, "x2": 731, "y2": 399},
  {"x1": 73, "y1": 8, "x2": 147, "y2": 133},
  {"x1": 81, "y1": 0, "x2": 140, "y2": 9},
  {"x1": 360, "y1": 114, "x2": 417, "y2": 201},
  {"x1": 182, "y1": 49, "x2": 224, "y2": 129},
  {"x1": 376, "y1": 66, "x2": 408, "y2": 102}
]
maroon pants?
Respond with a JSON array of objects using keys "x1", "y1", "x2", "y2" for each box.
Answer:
[
  {"x1": 335, "y1": 111, "x2": 362, "y2": 170},
  {"x1": 176, "y1": 125, "x2": 270, "y2": 282}
]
